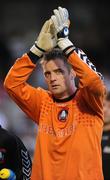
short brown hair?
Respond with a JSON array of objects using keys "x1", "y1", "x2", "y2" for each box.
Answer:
[{"x1": 40, "y1": 48, "x2": 72, "y2": 72}]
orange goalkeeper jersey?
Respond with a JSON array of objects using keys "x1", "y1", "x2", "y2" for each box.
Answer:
[{"x1": 4, "y1": 48, "x2": 106, "y2": 180}]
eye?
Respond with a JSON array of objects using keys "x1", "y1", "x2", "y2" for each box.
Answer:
[
  {"x1": 44, "y1": 72, "x2": 50, "y2": 78},
  {"x1": 55, "y1": 69, "x2": 64, "y2": 74}
]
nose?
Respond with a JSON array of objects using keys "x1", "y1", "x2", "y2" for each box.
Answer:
[{"x1": 50, "y1": 72, "x2": 56, "y2": 82}]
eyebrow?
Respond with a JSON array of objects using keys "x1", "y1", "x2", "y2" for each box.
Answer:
[
  {"x1": 44, "y1": 68, "x2": 64, "y2": 74},
  {"x1": 44, "y1": 71, "x2": 50, "y2": 76}
]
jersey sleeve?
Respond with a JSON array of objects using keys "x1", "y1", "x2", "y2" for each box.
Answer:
[
  {"x1": 68, "y1": 48, "x2": 106, "y2": 116},
  {"x1": 14, "y1": 135, "x2": 32, "y2": 180},
  {"x1": 4, "y1": 54, "x2": 42, "y2": 123}
]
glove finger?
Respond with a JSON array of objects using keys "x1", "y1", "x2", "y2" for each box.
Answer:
[
  {"x1": 47, "y1": 19, "x2": 56, "y2": 40},
  {"x1": 58, "y1": 7, "x2": 65, "y2": 23},
  {"x1": 49, "y1": 19, "x2": 56, "y2": 37},
  {"x1": 62, "y1": 7, "x2": 69, "y2": 27},
  {"x1": 58, "y1": 7, "x2": 69, "y2": 23},
  {"x1": 46, "y1": 19, "x2": 52, "y2": 33},
  {"x1": 63, "y1": 8, "x2": 69, "y2": 27},
  {"x1": 63, "y1": 8, "x2": 69, "y2": 20},
  {"x1": 51, "y1": 15, "x2": 60, "y2": 32},
  {"x1": 40, "y1": 20, "x2": 50, "y2": 33},
  {"x1": 58, "y1": 7, "x2": 69, "y2": 28},
  {"x1": 49, "y1": 19, "x2": 58, "y2": 43},
  {"x1": 53, "y1": 9, "x2": 62, "y2": 27}
]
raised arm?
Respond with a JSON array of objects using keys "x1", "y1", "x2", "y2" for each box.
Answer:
[
  {"x1": 4, "y1": 20, "x2": 56, "y2": 123},
  {"x1": 51, "y1": 7, "x2": 106, "y2": 116}
]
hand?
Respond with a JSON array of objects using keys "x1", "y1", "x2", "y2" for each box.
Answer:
[
  {"x1": 30, "y1": 19, "x2": 57, "y2": 57},
  {"x1": 0, "y1": 168, "x2": 16, "y2": 180},
  {"x1": 51, "y1": 7, "x2": 75, "y2": 56},
  {"x1": 51, "y1": 6, "x2": 70, "y2": 38}
]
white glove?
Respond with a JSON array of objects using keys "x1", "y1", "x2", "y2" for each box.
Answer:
[
  {"x1": 30, "y1": 19, "x2": 57, "y2": 57},
  {"x1": 51, "y1": 7, "x2": 75, "y2": 55},
  {"x1": 51, "y1": 6, "x2": 69, "y2": 35}
]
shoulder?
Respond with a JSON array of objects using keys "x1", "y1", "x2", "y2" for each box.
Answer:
[{"x1": 36, "y1": 87, "x2": 53, "y2": 100}]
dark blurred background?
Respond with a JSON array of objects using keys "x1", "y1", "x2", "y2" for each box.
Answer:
[{"x1": 0, "y1": 0, "x2": 110, "y2": 157}]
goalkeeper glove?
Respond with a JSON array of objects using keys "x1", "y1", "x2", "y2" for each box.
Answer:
[
  {"x1": 30, "y1": 19, "x2": 57, "y2": 58},
  {"x1": 0, "y1": 168, "x2": 16, "y2": 180},
  {"x1": 51, "y1": 6, "x2": 75, "y2": 56}
]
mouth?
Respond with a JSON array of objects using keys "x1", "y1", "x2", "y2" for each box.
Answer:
[{"x1": 51, "y1": 85, "x2": 60, "y2": 89}]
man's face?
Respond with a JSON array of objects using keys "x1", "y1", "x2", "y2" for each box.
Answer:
[
  {"x1": 104, "y1": 99, "x2": 110, "y2": 123},
  {"x1": 42, "y1": 59, "x2": 75, "y2": 99}
]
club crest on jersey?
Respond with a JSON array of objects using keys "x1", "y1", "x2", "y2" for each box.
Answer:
[{"x1": 58, "y1": 109, "x2": 68, "y2": 122}]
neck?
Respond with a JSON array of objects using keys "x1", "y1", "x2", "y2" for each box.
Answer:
[
  {"x1": 53, "y1": 89, "x2": 78, "y2": 103},
  {"x1": 56, "y1": 83, "x2": 77, "y2": 100}
]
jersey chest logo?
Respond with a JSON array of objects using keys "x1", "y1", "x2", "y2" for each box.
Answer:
[{"x1": 58, "y1": 109, "x2": 68, "y2": 122}]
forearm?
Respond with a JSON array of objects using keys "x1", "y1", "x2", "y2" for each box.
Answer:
[
  {"x1": 4, "y1": 18, "x2": 55, "y2": 122},
  {"x1": 58, "y1": 37, "x2": 104, "y2": 93},
  {"x1": 68, "y1": 48, "x2": 103, "y2": 90},
  {"x1": 4, "y1": 54, "x2": 36, "y2": 90},
  {"x1": 4, "y1": 54, "x2": 41, "y2": 122},
  {"x1": 50, "y1": 8, "x2": 104, "y2": 93}
]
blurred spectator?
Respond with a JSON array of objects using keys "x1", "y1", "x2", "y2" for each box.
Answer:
[
  {"x1": 102, "y1": 91, "x2": 110, "y2": 180},
  {"x1": 1, "y1": 97, "x2": 37, "y2": 159},
  {"x1": 0, "y1": 37, "x2": 13, "y2": 81},
  {"x1": 0, "y1": 112, "x2": 9, "y2": 130},
  {"x1": 0, "y1": 81, "x2": 37, "y2": 159},
  {"x1": 0, "y1": 125, "x2": 32, "y2": 180},
  {"x1": 0, "y1": 82, "x2": 9, "y2": 130}
]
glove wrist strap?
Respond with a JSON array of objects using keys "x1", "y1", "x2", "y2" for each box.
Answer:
[
  {"x1": 57, "y1": 27, "x2": 69, "y2": 38},
  {"x1": 30, "y1": 44, "x2": 45, "y2": 57},
  {"x1": 58, "y1": 38, "x2": 75, "y2": 56},
  {"x1": 35, "y1": 44, "x2": 45, "y2": 53},
  {"x1": 63, "y1": 45, "x2": 75, "y2": 57}
]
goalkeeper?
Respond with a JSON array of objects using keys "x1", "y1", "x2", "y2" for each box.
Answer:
[{"x1": 4, "y1": 7, "x2": 106, "y2": 180}]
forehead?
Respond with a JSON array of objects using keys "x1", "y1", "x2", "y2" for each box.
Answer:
[{"x1": 42, "y1": 59, "x2": 66, "y2": 71}]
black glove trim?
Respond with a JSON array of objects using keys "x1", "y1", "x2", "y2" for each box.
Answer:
[
  {"x1": 27, "y1": 51, "x2": 40, "y2": 64},
  {"x1": 57, "y1": 27, "x2": 69, "y2": 38},
  {"x1": 63, "y1": 45, "x2": 75, "y2": 58},
  {"x1": 35, "y1": 44, "x2": 45, "y2": 53},
  {"x1": 66, "y1": 49, "x2": 75, "y2": 58},
  {"x1": 63, "y1": 45, "x2": 74, "y2": 53}
]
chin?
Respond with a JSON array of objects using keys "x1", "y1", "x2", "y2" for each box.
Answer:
[{"x1": 51, "y1": 90, "x2": 60, "y2": 96}]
